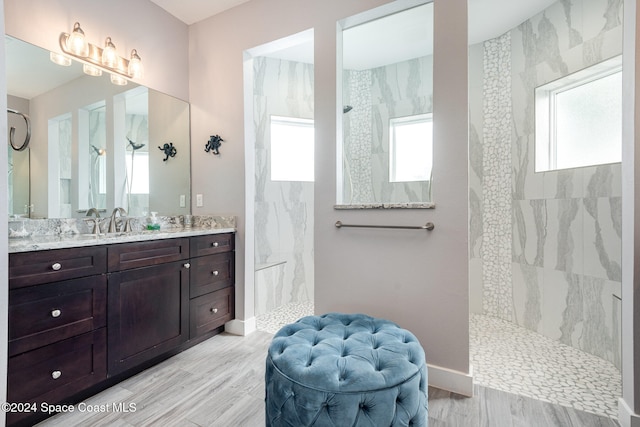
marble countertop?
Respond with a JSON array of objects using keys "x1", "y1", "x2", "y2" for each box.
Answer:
[{"x1": 8, "y1": 227, "x2": 236, "y2": 253}]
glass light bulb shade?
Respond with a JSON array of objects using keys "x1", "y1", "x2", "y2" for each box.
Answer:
[
  {"x1": 50, "y1": 51, "x2": 72, "y2": 66},
  {"x1": 110, "y1": 74, "x2": 128, "y2": 86},
  {"x1": 128, "y1": 49, "x2": 144, "y2": 78},
  {"x1": 83, "y1": 63, "x2": 102, "y2": 77},
  {"x1": 101, "y1": 37, "x2": 118, "y2": 68},
  {"x1": 66, "y1": 22, "x2": 88, "y2": 56}
]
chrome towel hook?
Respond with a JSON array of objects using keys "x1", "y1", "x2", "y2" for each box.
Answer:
[{"x1": 7, "y1": 108, "x2": 31, "y2": 151}]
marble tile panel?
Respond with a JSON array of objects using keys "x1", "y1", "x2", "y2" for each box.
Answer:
[
  {"x1": 254, "y1": 262, "x2": 287, "y2": 316},
  {"x1": 582, "y1": 197, "x2": 622, "y2": 281},
  {"x1": 543, "y1": 168, "x2": 584, "y2": 199},
  {"x1": 581, "y1": 0, "x2": 622, "y2": 42},
  {"x1": 540, "y1": 268, "x2": 571, "y2": 341},
  {"x1": 544, "y1": 198, "x2": 584, "y2": 275},
  {"x1": 580, "y1": 276, "x2": 619, "y2": 366},
  {"x1": 512, "y1": 263, "x2": 543, "y2": 333},
  {"x1": 512, "y1": 199, "x2": 546, "y2": 267}
]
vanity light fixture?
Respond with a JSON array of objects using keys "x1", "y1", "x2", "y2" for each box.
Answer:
[
  {"x1": 110, "y1": 74, "x2": 128, "y2": 86},
  {"x1": 66, "y1": 22, "x2": 89, "y2": 56},
  {"x1": 58, "y1": 22, "x2": 143, "y2": 84},
  {"x1": 83, "y1": 63, "x2": 102, "y2": 77},
  {"x1": 101, "y1": 37, "x2": 118, "y2": 68},
  {"x1": 49, "y1": 51, "x2": 72, "y2": 66},
  {"x1": 128, "y1": 49, "x2": 144, "y2": 79}
]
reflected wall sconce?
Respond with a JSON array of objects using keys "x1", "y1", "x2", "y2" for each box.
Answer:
[{"x1": 57, "y1": 22, "x2": 144, "y2": 84}]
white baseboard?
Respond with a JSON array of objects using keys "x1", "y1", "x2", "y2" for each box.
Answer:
[
  {"x1": 618, "y1": 397, "x2": 640, "y2": 427},
  {"x1": 428, "y1": 363, "x2": 474, "y2": 397},
  {"x1": 225, "y1": 317, "x2": 257, "y2": 336}
]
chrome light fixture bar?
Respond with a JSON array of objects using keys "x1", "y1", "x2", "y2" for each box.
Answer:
[{"x1": 58, "y1": 22, "x2": 144, "y2": 80}]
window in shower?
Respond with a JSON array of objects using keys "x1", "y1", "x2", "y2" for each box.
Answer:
[
  {"x1": 270, "y1": 116, "x2": 315, "y2": 182},
  {"x1": 535, "y1": 56, "x2": 622, "y2": 172},
  {"x1": 390, "y1": 113, "x2": 433, "y2": 182}
]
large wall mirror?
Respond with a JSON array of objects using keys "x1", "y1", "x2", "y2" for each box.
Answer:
[
  {"x1": 6, "y1": 35, "x2": 191, "y2": 219},
  {"x1": 337, "y1": 1, "x2": 434, "y2": 208}
]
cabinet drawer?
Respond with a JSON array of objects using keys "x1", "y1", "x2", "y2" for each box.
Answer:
[
  {"x1": 190, "y1": 252, "x2": 234, "y2": 298},
  {"x1": 9, "y1": 246, "x2": 107, "y2": 289},
  {"x1": 108, "y1": 238, "x2": 189, "y2": 272},
  {"x1": 9, "y1": 276, "x2": 106, "y2": 357},
  {"x1": 190, "y1": 287, "x2": 234, "y2": 338},
  {"x1": 190, "y1": 233, "x2": 234, "y2": 257},
  {"x1": 7, "y1": 328, "x2": 106, "y2": 406}
]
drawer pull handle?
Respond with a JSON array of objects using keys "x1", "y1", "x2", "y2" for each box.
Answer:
[
  {"x1": 210, "y1": 308, "x2": 218, "y2": 314},
  {"x1": 51, "y1": 309, "x2": 62, "y2": 318},
  {"x1": 51, "y1": 262, "x2": 62, "y2": 271},
  {"x1": 51, "y1": 370, "x2": 62, "y2": 380},
  {"x1": 212, "y1": 242, "x2": 219, "y2": 247},
  {"x1": 184, "y1": 263, "x2": 191, "y2": 269},
  {"x1": 212, "y1": 270, "x2": 219, "y2": 276}
]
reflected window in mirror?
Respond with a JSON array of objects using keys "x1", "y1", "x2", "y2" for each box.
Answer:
[
  {"x1": 390, "y1": 114, "x2": 433, "y2": 183},
  {"x1": 338, "y1": 1, "x2": 434, "y2": 208}
]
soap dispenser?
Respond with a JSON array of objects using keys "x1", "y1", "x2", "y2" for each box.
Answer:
[{"x1": 147, "y1": 212, "x2": 161, "y2": 230}]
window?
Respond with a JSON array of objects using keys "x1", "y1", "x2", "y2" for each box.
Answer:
[
  {"x1": 535, "y1": 57, "x2": 622, "y2": 172},
  {"x1": 125, "y1": 152, "x2": 150, "y2": 194},
  {"x1": 389, "y1": 114, "x2": 433, "y2": 182},
  {"x1": 270, "y1": 116, "x2": 314, "y2": 182}
]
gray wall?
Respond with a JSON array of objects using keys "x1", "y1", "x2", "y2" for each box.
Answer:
[
  {"x1": 189, "y1": 0, "x2": 471, "y2": 391},
  {"x1": 469, "y1": 0, "x2": 624, "y2": 369}
]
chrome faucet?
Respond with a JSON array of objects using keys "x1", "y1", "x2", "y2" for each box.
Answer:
[
  {"x1": 108, "y1": 207, "x2": 128, "y2": 233},
  {"x1": 86, "y1": 208, "x2": 101, "y2": 218},
  {"x1": 84, "y1": 208, "x2": 101, "y2": 235}
]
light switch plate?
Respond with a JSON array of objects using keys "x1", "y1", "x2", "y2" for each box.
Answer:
[
  {"x1": 179, "y1": 194, "x2": 186, "y2": 208},
  {"x1": 196, "y1": 194, "x2": 203, "y2": 207}
]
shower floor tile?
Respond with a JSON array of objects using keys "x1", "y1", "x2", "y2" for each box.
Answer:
[
  {"x1": 470, "y1": 313, "x2": 621, "y2": 420},
  {"x1": 256, "y1": 301, "x2": 314, "y2": 334}
]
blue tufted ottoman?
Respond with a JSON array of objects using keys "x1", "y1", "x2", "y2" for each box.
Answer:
[{"x1": 265, "y1": 313, "x2": 428, "y2": 426}]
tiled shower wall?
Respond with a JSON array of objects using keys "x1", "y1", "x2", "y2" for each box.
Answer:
[
  {"x1": 253, "y1": 56, "x2": 314, "y2": 317},
  {"x1": 470, "y1": 0, "x2": 623, "y2": 368},
  {"x1": 342, "y1": 56, "x2": 433, "y2": 204}
]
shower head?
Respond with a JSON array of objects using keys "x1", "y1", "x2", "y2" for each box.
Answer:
[
  {"x1": 343, "y1": 105, "x2": 353, "y2": 114},
  {"x1": 127, "y1": 137, "x2": 145, "y2": 151}
]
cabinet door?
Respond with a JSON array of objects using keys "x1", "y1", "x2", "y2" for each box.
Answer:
[{"x1": 108, "y1": 260, "x2": 189, "y2": 375}]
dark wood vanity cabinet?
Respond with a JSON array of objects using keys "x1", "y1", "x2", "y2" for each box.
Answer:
[
  {"x1": 7, "y1": 247, "x2": 108, "y2": 426},
  {"x1": 7, "y1": 232, "x2": 235, "y2": 426},
  {"x1": 107, "y1": 238, "x2": 190, "y2": 375}
]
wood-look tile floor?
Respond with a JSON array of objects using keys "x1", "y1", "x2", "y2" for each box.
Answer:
[{"x1": 36, "y1": 331, "x2": 620, "y2": 427}]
